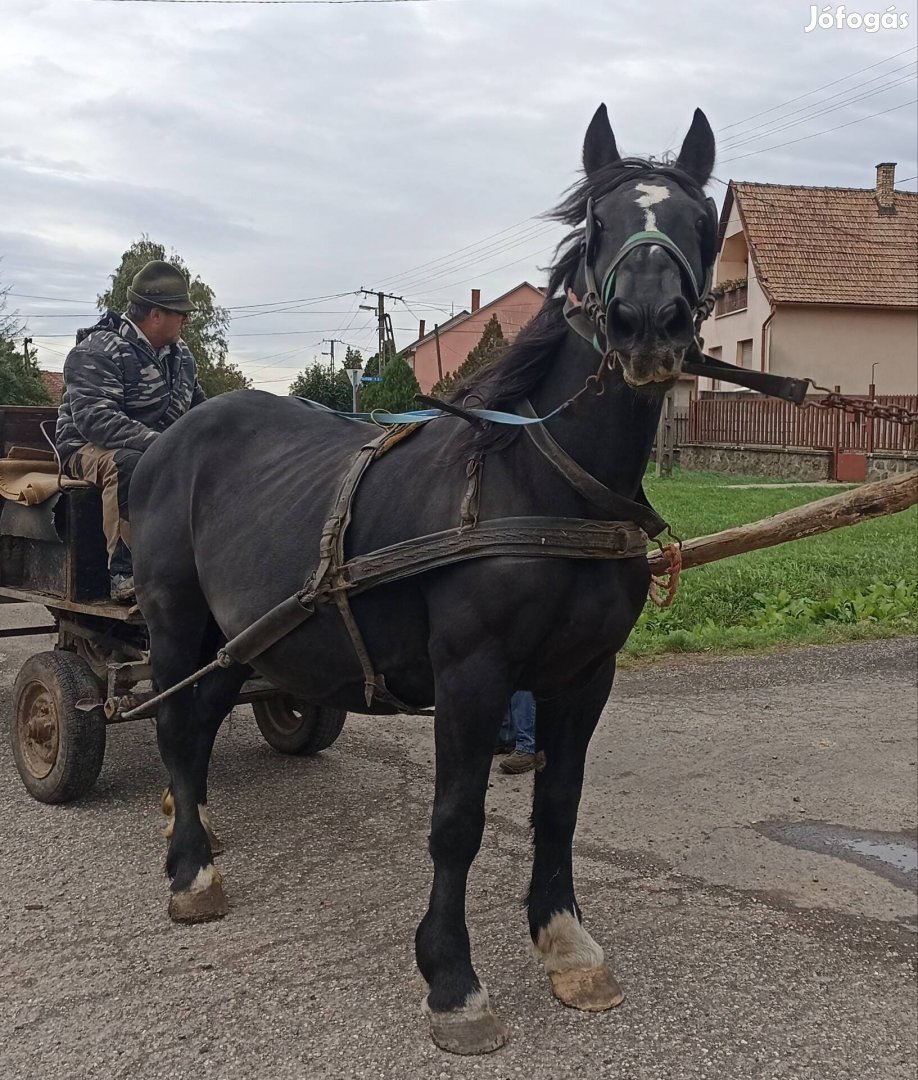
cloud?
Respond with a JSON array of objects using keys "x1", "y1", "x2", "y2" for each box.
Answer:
[{"x1": 1, "y1": 0, "x2": 915, "y2": 382}]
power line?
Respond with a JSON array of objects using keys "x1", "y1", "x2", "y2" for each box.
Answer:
[
  {"x1": 661, "y1": 46, "x2": 918, "y2": 156},
  {"x1": 719, "y1": 46, "x2": 917, "y2": 133},
  {"x1": 717, "y1": 71, "x2": 917, "y2": 154},
  {"x1": 717, "y1": 101, "x2": 911, "y2": 165},
  {"x1": 418, "y1": 243, "x2": 560, "y2": 294},
  {"x1": 391, "y1": 222, "x2": 559, "y2": 293},
  {"x1": 377, "y1": 215, "x2": 547, "y2": 289}
]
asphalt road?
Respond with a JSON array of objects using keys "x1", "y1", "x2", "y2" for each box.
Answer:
[{"x1": 1, "y1": 607, "x2": 915, "y2": 1080}]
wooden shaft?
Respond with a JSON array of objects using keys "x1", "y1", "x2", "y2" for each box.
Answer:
[{"x1": 647, "y1": 471, "x2": 917, "y2": 574}]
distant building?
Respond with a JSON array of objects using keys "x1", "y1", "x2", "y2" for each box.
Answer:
[
  {"x1": 40, "y1": 370, "x2": 64, "y2": 402},
  {"x1": 699, "y1": 163, "x2": 918, "y2": 396},
  {"x1": 403, "y1": 283, "x2": 545, "y2": 393}
]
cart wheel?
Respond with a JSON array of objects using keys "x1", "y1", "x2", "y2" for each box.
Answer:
[
  {"x1": 253, "y1": 697, "x2": 346, "y2": 756},
  {"x1": 10, "y1": 651, "x2": 105, "y2": 804}
]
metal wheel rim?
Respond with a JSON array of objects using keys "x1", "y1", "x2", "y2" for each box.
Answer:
[{"x1": 17, "y1": 680, "x2": 60, "y2": 780}]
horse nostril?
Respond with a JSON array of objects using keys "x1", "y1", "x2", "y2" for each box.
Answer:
[
  {"x1": 656, "y1": 298, "x2": 694, "y2": 348},
  {"x1": 606, "y1": 298, "x2": 641, "y2": 345}
]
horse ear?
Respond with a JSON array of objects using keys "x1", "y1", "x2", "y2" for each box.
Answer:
[
  {"x1": 583, "y1": 103, "x2": 621, "y2": 175},
  {"x1": 675, "y1": 108, "x2": 715, "y2": 186}
]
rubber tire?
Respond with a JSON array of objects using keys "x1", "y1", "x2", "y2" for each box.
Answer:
[
  {"x1": 253, "y1": 697, "x2": 346, "y2": 756},
  {"x1": 10, "y1": 651, "x2": 105, "y2": 804}
]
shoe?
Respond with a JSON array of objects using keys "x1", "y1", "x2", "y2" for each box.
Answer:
[
  {"x1": 499, "y1": 750, "x2": 537, "y2": 775},
  {"x1": 110, "y1": 574, "x2": 136, "y2": 603}
]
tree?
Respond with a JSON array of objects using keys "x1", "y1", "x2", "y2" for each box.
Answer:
[
  {"x1": 288, "y1": 362, "x2": 353, "y2": 410},
  {"x1": 97, "y1": 235, "x2": 250, "y2": 397},
  {"x1": 430, "y1": 314, "x2": 507, "y2": 399},
  {"x1": 360, "y1": 353, "x2": 421, "y2": 414},
  {"x1": 0, "y1": 278, "x2": 52, "y2": 406}
]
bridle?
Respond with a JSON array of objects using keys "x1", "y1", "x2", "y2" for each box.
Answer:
[{"x1": 562, "y1": 165, "x2": 717, "y2": 367}]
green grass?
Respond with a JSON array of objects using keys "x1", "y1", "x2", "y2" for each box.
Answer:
[{"x1": 622, "y1": 467, "x2": 917, "y2": 661}]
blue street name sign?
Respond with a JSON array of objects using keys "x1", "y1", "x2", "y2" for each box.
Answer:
[{"x1": 361, "y1": 376, "x2": 383, "y2": 383}]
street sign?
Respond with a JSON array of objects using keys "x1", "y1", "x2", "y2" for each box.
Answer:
[{"x1": 361, "y1": 376, "x2": 383, "y2": 383}]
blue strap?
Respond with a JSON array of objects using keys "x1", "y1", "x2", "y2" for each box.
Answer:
[{"x1": 297, "y1": 398, "x2": 572, "y2": 428}]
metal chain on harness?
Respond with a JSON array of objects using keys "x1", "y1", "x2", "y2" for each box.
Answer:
[{"x1": 803, "y1": 383, "x2": 918, "y2": 426}]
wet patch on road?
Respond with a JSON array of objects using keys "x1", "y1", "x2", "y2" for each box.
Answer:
[{"x1": 754, "y1": 820, "x2": 918, "y2": 892}]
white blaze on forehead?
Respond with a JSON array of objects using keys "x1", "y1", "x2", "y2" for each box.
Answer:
[{"x1": 634, "y1": 183, "x2": 670, "y2": 230}]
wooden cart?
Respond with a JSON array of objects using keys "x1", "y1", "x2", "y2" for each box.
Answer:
[{"x1": 1, "y1": 406, "x2": 346, "y2": 804}]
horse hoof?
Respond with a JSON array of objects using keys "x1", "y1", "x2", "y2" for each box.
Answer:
[
  {"x1": 427, "y1": 1009, "x2": 508, "y2": 1055},
  {"x1": 549, "y1": 965, "x2": 624, "y2": 1012},
  {"x1": 167, "y1": 868, "x2": 228, "y2": 924}
]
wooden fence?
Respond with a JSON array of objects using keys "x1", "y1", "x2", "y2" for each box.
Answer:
[{"x1": 687, "y1": 395, "x2": 918, "y2": 453}]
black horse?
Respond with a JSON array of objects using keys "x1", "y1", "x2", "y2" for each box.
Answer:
[{"x1": 131, "y1": 104, "x2": 717, "y2": 1055}]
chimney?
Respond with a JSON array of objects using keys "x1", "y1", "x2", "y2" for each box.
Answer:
[
  {"x1": 875, "y1": 162, "x2": 896, "y2": 214},
  {"x1": 471, "y1": 288, "x2": 481, "y2": 313},
  {"x1": 418, "y1": 319, "x2": 426, "y2": 340}
]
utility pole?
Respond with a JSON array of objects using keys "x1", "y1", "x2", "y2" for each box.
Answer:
[
  {"x1": 22, "y1": 337, "x2": 33, "y2": 372},
  {"x1": 434, "y1": 325, "x2": 443, "y2": 382},
  {"x1": 358, "y1": 288, "x2": 402, "y2": 374},
  {"x1": 321, "y1": 338, "x2": 347, "y2": 372}
]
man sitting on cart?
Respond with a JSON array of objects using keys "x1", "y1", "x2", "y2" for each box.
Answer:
[{"x1": 55, "y1": 260, "x2": 206, "y2": 603}]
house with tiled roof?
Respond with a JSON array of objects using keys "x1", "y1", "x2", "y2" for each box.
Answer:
[
  {"x1": 403, "y1": 283, "x2": 545, "y2": 393},
  {"x1": 40, "y1": 370, "x2": 64, "y2": 402},
  {"x1": 698, "y1": 163, "x2": 918, "y2": 396}
]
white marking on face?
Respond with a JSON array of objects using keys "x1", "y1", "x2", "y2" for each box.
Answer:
[
  {"x1": 634, "y1": 183, "x2": 670, "y2": 231},
  {"x1": 534, "y1": 910, "x2": 605, "y2": 974}
]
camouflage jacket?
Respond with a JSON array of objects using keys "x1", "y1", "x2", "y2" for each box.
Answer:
[{"x1": 55, "y1": 310, "x2": 206, "y2": 466}]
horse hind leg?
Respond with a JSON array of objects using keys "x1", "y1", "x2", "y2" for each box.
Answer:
[
  {"x1": 161, "y1": 788, "x2": 224, "y2": 857},
  {"x1": 148, "y1": 605, "x2": 247, "y2": 923},
  {"x1": 528, "y1": 659, "x2": 625, "y2": 1011},
  {"x1": 160, "y1": 615, "x2": 234, "y2": 858}
]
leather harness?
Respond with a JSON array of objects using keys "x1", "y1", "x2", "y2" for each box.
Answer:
[{"x1": 122, "y1": 168, "x2": 802, "y2": 721}]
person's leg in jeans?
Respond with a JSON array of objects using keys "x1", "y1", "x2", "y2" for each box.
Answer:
[{"x1": 500, "y1": 691, "x2": 537, "y2": 773}]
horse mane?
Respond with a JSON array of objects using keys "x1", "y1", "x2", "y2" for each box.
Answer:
[{"x1": 443, "y1": 158, "x2": 705, "y2": 454}]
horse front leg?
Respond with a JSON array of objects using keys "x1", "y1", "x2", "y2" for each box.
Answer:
[
  {"x1": 529, "y1": 657, "x2": 625, "y2": 1011},
  {"x1": 415, "y1": 663, "x2": 512, "y2": 1056}
]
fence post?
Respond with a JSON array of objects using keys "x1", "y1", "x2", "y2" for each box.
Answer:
[{"x1": 655, "y1": 389, "x2": 675, "y2": 478}]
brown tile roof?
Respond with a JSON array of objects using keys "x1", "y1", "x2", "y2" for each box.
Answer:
[
  {"x1": 40, "y1": 370, "x2": 64, "y2": 401},
  {"x1": 729, "y1": 181, "x2": 918, "y2": 307}
]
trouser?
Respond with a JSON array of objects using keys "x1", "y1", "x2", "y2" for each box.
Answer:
[
  {"x1": 66, "y1": 444, "x2": 144, "y2": 576},
  {"x1": 498, "y1": 690, "x2": 537, "y2": 754}
]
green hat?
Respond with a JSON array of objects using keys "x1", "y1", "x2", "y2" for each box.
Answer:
[{"x1": 127, "y1": 260, "x2": 197, "y2": 314}]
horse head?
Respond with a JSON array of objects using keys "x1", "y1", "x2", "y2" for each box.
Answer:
[{"x1": 566, "y1": 105, "x2": 718, "y2": 392}]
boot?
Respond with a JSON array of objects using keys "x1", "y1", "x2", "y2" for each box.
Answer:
[
  {"x1": 110, "y1": 574, "x2": 135, "y2": 603},
  {"x1": 499, "y1": 749, "x2": 537, "y2": 774},
  {"x1": 109, "y1": 539, "x2": 134, "y2": 603}
]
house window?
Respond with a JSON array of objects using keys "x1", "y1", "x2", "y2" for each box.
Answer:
[
  {"x1": 707, "y1": 346, "x2": 722, "y2": 392},
  {"x1": 737, "y1": 339, "x2": 753, "y2": 368},
  {"x1": 714, "y1": 280, "x2": 748, "y2": 316}
]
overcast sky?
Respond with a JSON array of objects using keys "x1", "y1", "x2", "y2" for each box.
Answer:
[{"x1": 1, "y1": 0, "x2": 916, "y2": 391}]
